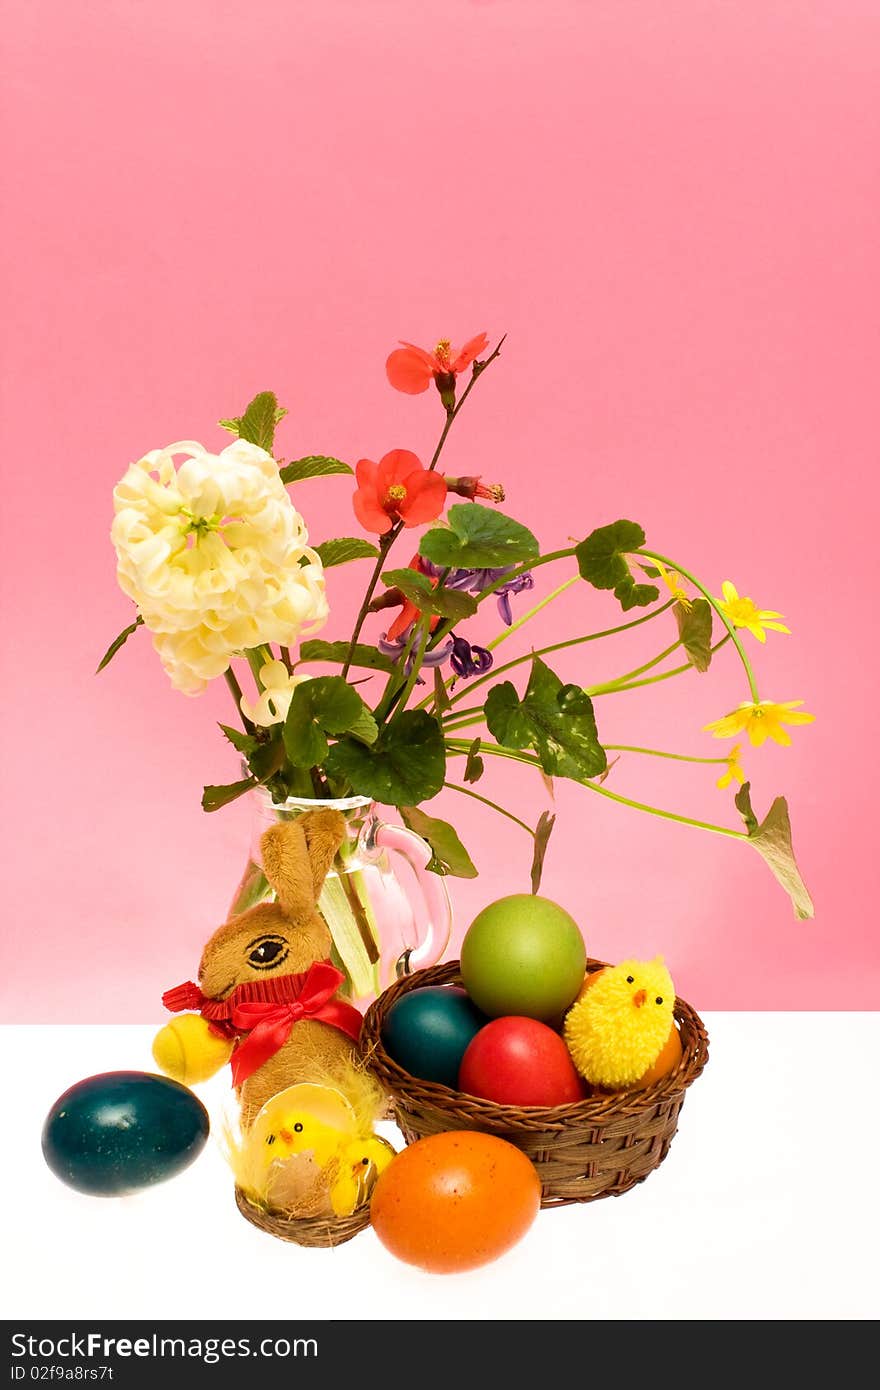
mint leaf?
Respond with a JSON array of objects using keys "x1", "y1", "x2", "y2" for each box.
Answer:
[
  {"x1": 299, "y1": 640, "x2": 396, "y2": 674},
  {"x1": 314, "y1": 538, "x2": 379, "y2": 568},
  {"x1": 530, "y1": 810, "x2": 556, "y2": 894},
  {"x1": 419, "y1": 503, "x2": 539, "y2": 569},
  {"x1": 219, "y1": 391, "x2": 287, "y2": 454},
  {"x1": 202, "y1": 777, "x2": 256, "y2": 812},
  {"x1": 96, "y1": 615, "x2": 143, "y2": 673},
  {"x1": 400, "y1": 806, "x2": 478, "y2": 878},
  {"x1": 283, "y1": 676, "x2": 369, "y2": 768},
  {"x1": 324, "y1": 711, "x2": 446, "y2": 805},
  {"x1": 347, "y1": 705, "x2": 379, "y2": 746},
  {"x1": 485, "y1": 656, "x2": 607, "y2": 779},
  {"x1": 383, "y1": 568, "x2": 477, "y2": 622},
  {"x1": 576, "y1": 520, "x2": 659, "y2": 611},
  {"x1": 279, "y1": 456, "x2": 353, "y2": 484},
  {"x1": 675, "y1": 598, "x2": 713, "y2": 672},
  {"x1": 735, "y1": 782, "x2": 814, "y2": 919},
  {"x1": 432, "y1": 666, "x2": 451, "y2": 714}
]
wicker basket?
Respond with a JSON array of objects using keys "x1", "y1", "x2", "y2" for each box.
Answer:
[
  {"x1": 361, "y1": 959, "x2": 709, "y2": 1207},
  {"x1": 234, "y1": 1186, "x2": 370, "y2": 1247}
]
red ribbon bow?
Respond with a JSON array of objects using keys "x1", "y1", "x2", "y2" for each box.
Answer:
[{"x1": 161, "y1": 960, "x2": 363, "y2": 1087}]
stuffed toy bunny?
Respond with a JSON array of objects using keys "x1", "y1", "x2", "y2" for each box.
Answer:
[{"x1": 154, "y1": 809, "x2": 363, "y2": 1126}]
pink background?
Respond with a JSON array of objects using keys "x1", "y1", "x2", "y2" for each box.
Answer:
[{"x1": 2, "y1": 0, "x2": 878, "y2": 1019}]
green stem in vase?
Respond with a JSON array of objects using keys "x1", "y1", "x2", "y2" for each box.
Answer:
[
  {"x1": 223, "y1": 665, "x2": 254, "y2": 735},
  {"x1": 586, "y1": 639, "x2": 682, "y2": 696},
  {"x1": 604, "y1": 745, "x2": 730, "y2": 765},
  {"x1": 486, "y1": 575, "x2": 579, "y2": 651},
  {"x1": 605, "y1": 633, "x2": 731, "y2": 693}
]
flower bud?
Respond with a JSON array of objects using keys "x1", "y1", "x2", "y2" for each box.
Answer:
[
  {"x1": 444, "y1": 475, "x2": 506, "y2": 503},
  {"x1": 433, "y1": 370, "x2": 457, "y2": 411}
]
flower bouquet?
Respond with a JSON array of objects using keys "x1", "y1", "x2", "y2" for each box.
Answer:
[{"x1": 105, "y1": 331, "x2": 814, "y2": 1004}]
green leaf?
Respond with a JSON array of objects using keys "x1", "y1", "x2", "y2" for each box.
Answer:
[
  {"x1": 432, "y1": 666, "x2": 451, "y2": 714},
  {"x1": 324, "y1": 711, "x2": 446, "y2": 806},
  {"x1": 202, "y1": 777, "x2": 256, "y2": 812},
  {"x1": 218, "y1": 723, "x2": 259, "y2": 755},
  {"x1": 299, "y1": 640, "x2": 396, "y2": 674},
  {"x1": 675, "y1": 598, "x2": 714, "y2": 673},
  {"x1": 313, "y1": 537, "x2": 380, "y2": 568},
  {"x1": 347, "y1": 705, "x2": 379, "y2": 746},
  {"x1": 96, "y1": 615, "x2": 143, "y2": 673},
  {"x1": 576, "y1": 520, "x2": 659, "y2": 612},
  {"x1": 530, "y1": 810, "x2": 556, "y2": 894},
  {"x1": 382, "y1": 568, "x2": 478, "y2": 622},
  {"x1": 735, "y1": 783, "x2": 814, "y2": 920},
  {"x1": 419, "y1": 503, "x2": 539, "y2": 569},
  {"x1": 485, "y1": 656, "x2": 607, "y2": 779},
  {"x1": 283, "y1": 676, "x2": 368, "y2": 768},
  {"x1": 464, "y1": 737, "x2": 484, "y2": 784},
  {"x1": 248, "y1": 737, "x2": 287, "y2": 782},
  {"x1": 223, "y1": 391, "x2": 287, "y2": 454},
  {"x1": 279, "y1": 456, "x2": 353, "y2": 484},
  {"x1": 400, "y1": 806, "x2": 478, "y2": 878}
]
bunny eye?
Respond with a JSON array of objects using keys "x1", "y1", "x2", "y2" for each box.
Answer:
[{"x1": 247, "y1": 935, "x2": 289, "y2": 970}]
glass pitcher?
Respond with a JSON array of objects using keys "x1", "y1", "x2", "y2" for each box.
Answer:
[{"x1": 227, "y1": 790, "x2": 453, "y2": 1006}]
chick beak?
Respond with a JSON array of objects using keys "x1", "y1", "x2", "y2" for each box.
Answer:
[
  {"x1": 632, "y1": 988, "x2": 647, "y2": 1008},
  {"x1": 279, "y1": 1128, "x2": 294, "y2": 1144}
]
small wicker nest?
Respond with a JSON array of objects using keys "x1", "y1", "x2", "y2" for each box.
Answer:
[
  {"x1": 361, "y1": 959, "x2": 709, "y2": 1208},
  {"x1": 234, "y1": 1186, "x2": 370, "y2": 1247}
]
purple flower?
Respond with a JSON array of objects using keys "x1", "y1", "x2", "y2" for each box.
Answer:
[
  {"x1": 378, "y1": 625, "x2": 454, "y2": 682},
  {"x1": 440, "y1": 565, "x2": 535, "y2": 626},
  {"x1": 450, "y1": 635, "x2": 493, "y2": 679}
]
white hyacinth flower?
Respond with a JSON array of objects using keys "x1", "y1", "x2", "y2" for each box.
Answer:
[
  {"x1": 111, "y1": 439, "x2": 328, "y2": 694},
  {"x1": 240, "y1": 660, "x2": 310, "y2": 728}
]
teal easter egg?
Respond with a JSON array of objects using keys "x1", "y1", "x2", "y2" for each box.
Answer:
[
  {"x1": 382, "y1": 987, "x2": 486, "y2": 1087},
  {"x1": 460, "y1": 895, "x2": 587, "y2": 1021},
  {"x1": 42, "y1": 1071, "x2": 209, "y2": 1196}
]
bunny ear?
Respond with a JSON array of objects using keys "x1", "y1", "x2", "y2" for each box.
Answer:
[
  {"x1": 259, "y1": 811, "x2": 347, "y2": 917},
  {"x1": 298, "y1": 809, "x2": 347, "y2": 900},
  {"x1": 259, "y1": 821, "x2": 318, "y2": 920}
]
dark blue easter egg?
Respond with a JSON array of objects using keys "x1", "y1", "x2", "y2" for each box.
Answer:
[
  {"x1": 42, "y1": 1071, "x2": 209, "y2": 1196},
  {"x1": 382, "y1": 986, "x2": 486, "y2": 1087}
]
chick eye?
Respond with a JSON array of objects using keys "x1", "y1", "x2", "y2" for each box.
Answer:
[
  {"x1": 293, "y1": 1122, "x2": 304, "y2": 1134},
  {"x1": 247, "y1": 935, "x2": 289, "y2": 970},
  {"x1": 266, "y1": 1134, "x2": 276, "y2": 1146},
  {"x1": 655, "y1": 996, "x2": 664, "y2": 1005},
  {"x1": 626, "y1": 976, "x2": 634, "y2": 984}
]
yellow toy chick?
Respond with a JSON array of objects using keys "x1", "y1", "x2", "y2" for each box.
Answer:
[
  {"x1": 231, "y1": 1080, "x2": 395, "y2": 1219},
  {"x1": 564, "y1": 957, "x2": 682, "y2": 1091}
]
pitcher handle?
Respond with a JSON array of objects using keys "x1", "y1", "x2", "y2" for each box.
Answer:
[{"x1": 373, "y1": 821, "x2": 453, "y2": 975}]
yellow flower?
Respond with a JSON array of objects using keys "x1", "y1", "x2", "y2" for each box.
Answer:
[
  {"x1": 716, "y1": 744, "x2": 745, "y2": 789},
  {"x1": 718, "y1": 580, "x2": 790, "y2": 643},
  {"x1": 240, "y1": 661, "x2": 310, "y2": 728},
  {"x1": 653, "y1": 558, "x2": 691, "y2": 611},
  {"x1": 111, "y1": 440, "x2": 328, "y2": 694},
  {"x1": 704, "y1": 700, "x2": 815, "y2": 748}
]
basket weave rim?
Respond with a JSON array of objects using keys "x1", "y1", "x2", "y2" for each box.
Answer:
[
  {"x1": 234, "y1": 1186, "x2": 370, "y2": 1246},
  {"x1": 361, "y1": 958, "x2": 709, "y2": 1125}
]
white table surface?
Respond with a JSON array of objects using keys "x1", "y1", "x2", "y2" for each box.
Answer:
[{"x1": 4, "y1": 1017, "x2": 878, "y2": 1322}]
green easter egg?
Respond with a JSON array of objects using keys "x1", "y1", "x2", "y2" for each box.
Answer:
[
  {"x1": 460, "y1": 894, "x2": 587, "y2": 1021},
  {"x1": 382, "y1": 986, "x2": 486, "y2": 1087},
  {"x1": 42, "y1": 1071, "x2": 209, "y2": 1196}
]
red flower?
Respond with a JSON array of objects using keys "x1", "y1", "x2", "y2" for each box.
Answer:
[
  {"x1": 386, "y1": 333, "x2": 490, "y2": 395},
  {"x1": 352, "y1": 449, "x2": 447, "y2": 535},
  {"x1": 384, "y1": 557, "x2": 441, "y2": 641}
]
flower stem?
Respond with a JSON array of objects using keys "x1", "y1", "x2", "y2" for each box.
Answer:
[
  {"x1": 604, "y1": 744, "x2": 730, "y2": 765},
  {"x1": 424, "y1": 598, "x2": 676, "y2": 712},
  {"x1": 427, "y1": 335, "x2": 507, "y2": 472},
  {"x1": 223, "y1": 666, "x2": 254, "y2": 735},
  {"x1": 636, "y1": 549, "x2": 760, "y2": 701},
  {"x1": 425, "y1": 548, "x2": 578, "y2": 654},
  {"x1": 604, "y1": 634, "x2": 731, "y2": 693},
  {"x1": 342, "y1": 531, "x2": 397, "y2": 679},
  {"x1": 443, "y1": 780, "x2": 534, "y2": 837},
  {"x1": 444, "y1": 738, "x2": 747, "y2": 840},
  {"x1": 390, "y1": 619, "x2": 430, "y2": 721},
  {"x1": 586, "y1": 639, "x2": 682, "y2": 696},
  {"x1": 486, "y1": 575, "x2": 579, "y2": 652}
]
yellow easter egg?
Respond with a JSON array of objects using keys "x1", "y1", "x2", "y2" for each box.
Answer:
[{"x1": 151, "y1": 1014, "x2": 233, "y2": 1085}]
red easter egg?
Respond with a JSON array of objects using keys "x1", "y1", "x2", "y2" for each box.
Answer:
[{"x1": 458, "y1": 1017, "x2": 587, "y2": 1106}]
